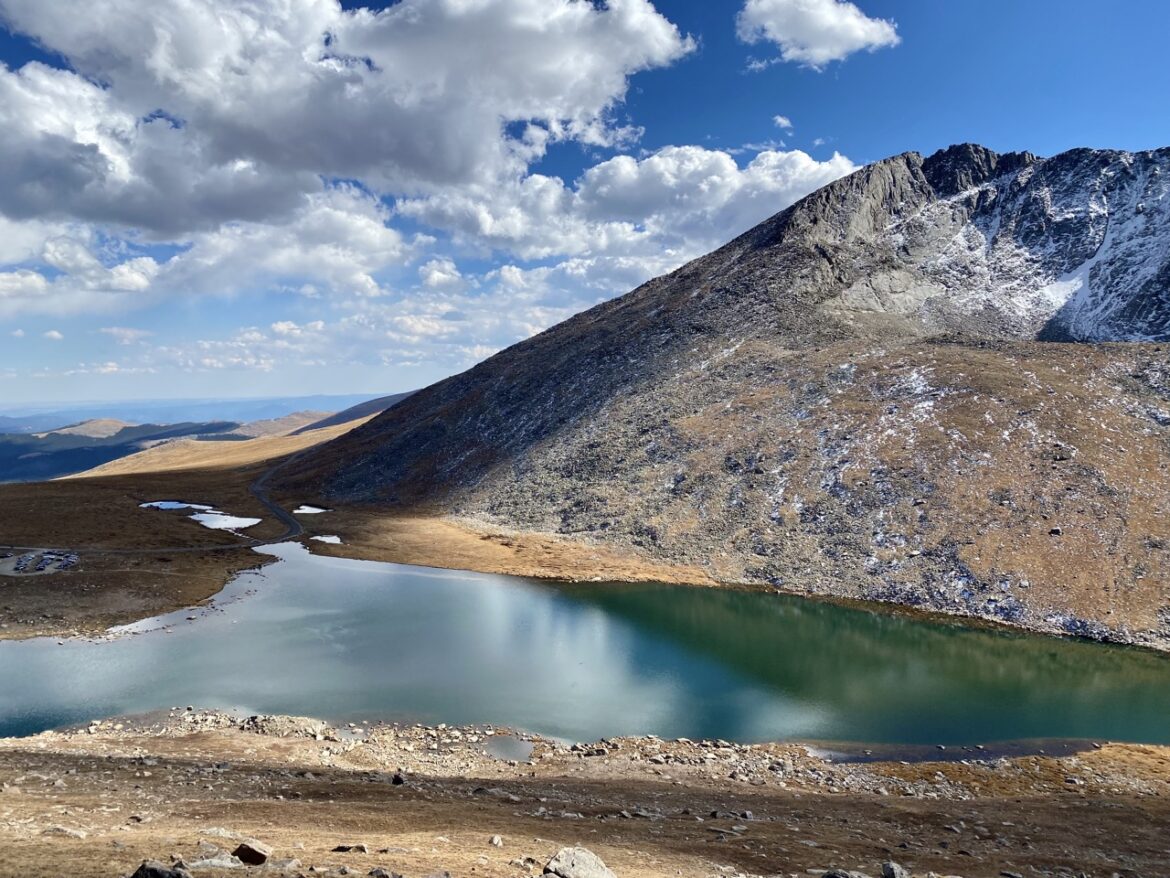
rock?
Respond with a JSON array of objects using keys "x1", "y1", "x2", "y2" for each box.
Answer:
[
  {"x1": 823, "y1": 871, "x2": 873, "y2": 878},
  {"x1": 882, "y1": 864, "x2": 910, "y2": 878},
  {"x1": 368, "y1": 870, "x2": 402, "y2": 878},
  {"x1": 128, "y1": 862, "x2": 194, "y2": 878},
  {"x1": 266, "y1": 858, "x2": 302, "y2": 871},
  {"x1": 231, "y1": 840, "x2": 274, "y2": 865},
  {"x1": 42, "y1": 825, "x2": 87, "y2": 839},
  {"x1": 188, "y1": 852, "x2": 243, "y2": 869},
  {"x1": 333, "y1": 843, "x2": 370, "y2": 853},
  {"x1": 489, "y1": 834, "x2": 504, "y2": 847},
  {"x1": 544, "y1": 846, "x2": 617, "y2": 878}
]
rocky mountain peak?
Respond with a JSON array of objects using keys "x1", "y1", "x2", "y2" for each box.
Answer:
[{"x1": 921, "y1": 142, "x2": 1038, "y2": 197}]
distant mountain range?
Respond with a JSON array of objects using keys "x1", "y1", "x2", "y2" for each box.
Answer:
[
  {"x1": 279, "y1": 143, "x2": 1170, "y2": 650},
  {"x1": 0, "y1": 393, "x2": 408, "y2": 482},
  {"x1": 0, "y1": 420, "x2": 240, "y2": 483},
  {"x1": 0, "y1": 393, "x2": 392, "y2": 436}
]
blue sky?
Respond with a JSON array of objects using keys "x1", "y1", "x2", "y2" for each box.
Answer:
[{"x1": 0, "y1": 0, "x2": 1167, "y2": 405}]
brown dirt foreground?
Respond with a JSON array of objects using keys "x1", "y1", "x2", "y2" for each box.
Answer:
[{"x1": 1, "y1": 711, "x2": 1168, "y2": 878}]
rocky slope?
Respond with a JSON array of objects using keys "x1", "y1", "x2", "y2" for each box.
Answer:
[{"x1": 279, "y1": 143, "x2": 1170, "y2": 649}]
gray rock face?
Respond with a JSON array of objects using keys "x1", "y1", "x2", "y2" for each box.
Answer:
[
  {"x1": 544, "y1": 846, "x2": 618, "y2": 878},
  {"x1": 881, "y1": 863, "x2": 910, "y2": 878}
]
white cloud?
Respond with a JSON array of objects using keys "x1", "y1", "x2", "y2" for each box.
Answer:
[
  {"x1": 42, "y1": 329, "x2": 63, "y2": 340},
  {"x1": 419, "y1": 258, "x2": 464, "y2": 290},
  {"x1": 99, "y1": 326, "x2": 152, "y2": 345},
  {"x1": 0, "y1": 0, "x2": 694, "y2": 232},
  {"x1": 737, "y1": 0, "x2": 900, "y2": 69},
  {"x1": 10, "y1": 328, "x2": 24, "y2": 337},
  {"x1": 157, "y1": 185, "x2": 409, "y2": 300},
  {"x1": 773, "y1": 114, "x2": 794, "y2": 129},
  {"x1": 0, "y1": 0, "x2": 868, "y2": 386},
  {"x1": 0, "y1": 268, "x2": 49, "y2": 299},
  {"x1": 402, "y1": 145, "x2": 856, "y2": 264}
]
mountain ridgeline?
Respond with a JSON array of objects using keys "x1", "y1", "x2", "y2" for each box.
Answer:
[{"x1": 281, "y1": 144, "x2": 1170, "y2": 649}]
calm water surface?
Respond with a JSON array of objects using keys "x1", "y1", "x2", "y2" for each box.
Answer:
[{"x1": 2, "y1": 542, "x2": 1170, "y2": 744}]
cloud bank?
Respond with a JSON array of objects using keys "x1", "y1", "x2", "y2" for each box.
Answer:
[{"x1": 0, "y1": 0, "x2": 864, "y2": 385}]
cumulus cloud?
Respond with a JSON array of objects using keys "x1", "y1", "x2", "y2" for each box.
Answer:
[
  {"x1": 419, "y1": 258, "x2": 465, "y2": 290},
  {"x1": 401, "y1": 145, "x2": 856, "y2": 262},
  {"x1": 42, "y1": 329, "x2": 63, "y2": 340},
  {"x1": 157, "y1": 185, "x2": 410, "y2": 299},
  {"x1": 0, "y1": 0, "x2": 869, "y2": 387},
  {"x1": 737, "y1": 0, "x2": 900, "y2": 69},
  {"x1": 0, "y1": 0, "x2": 694, "y2": 232}
]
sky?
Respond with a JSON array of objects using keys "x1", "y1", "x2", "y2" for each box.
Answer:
[{"x1": 1, "y1": 0, "x2": 1168, "y2": 405}]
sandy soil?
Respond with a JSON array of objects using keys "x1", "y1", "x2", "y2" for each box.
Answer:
[{"x1": 0, "y1": 711, "x2": 1167, "y2": 878}]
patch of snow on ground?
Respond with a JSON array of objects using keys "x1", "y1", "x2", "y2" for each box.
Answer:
[
  {"x1": 141, "y1": 501, "x2": 262, "y2": 534},
  {"x1": 293, "y1": 505, "x2": 330, "y2": 514},
  {"x1": 190, "y1": 513, "x2": 263, "y2": 532},
  {"x1": 311, "y1": 535, "x2": 343, "y2": 544}
]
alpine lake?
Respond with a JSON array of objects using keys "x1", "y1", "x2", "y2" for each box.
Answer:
[{"x1": 3, "y1": 540, "x2": 1170, "y2": 748}]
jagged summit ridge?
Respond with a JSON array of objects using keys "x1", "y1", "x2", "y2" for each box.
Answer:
[{"x1": 753, "y1": 141, "x2": 1170, "y2": 342}]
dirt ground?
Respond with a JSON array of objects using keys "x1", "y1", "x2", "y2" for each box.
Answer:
[
  {"x1": 292, "y1": 507, "x2": 716, "y2": 586},
  {"x1": 0, "y1": 464, "x2": 282, "y2": 639},
  {"x1": 0, "y1": 711, "x2": 1167, "y2": 878}
]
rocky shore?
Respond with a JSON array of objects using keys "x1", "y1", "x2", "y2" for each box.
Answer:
[{"x1": 1, "y1": 710, "x2": 1167, "y2": 877}]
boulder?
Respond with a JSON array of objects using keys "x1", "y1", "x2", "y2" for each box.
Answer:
[
  {"x1": 128, "y1": 861, "x2": 193, "y2": 878},
  {"x1": 882, "y1": 864, "x2": 910, "y2": 878},
  {"x1": 544, "y1": 846, "x2": 617, "y2": 878},
  {"x1": 231, "y1": 840, "x2": 273, "y2": 865}
]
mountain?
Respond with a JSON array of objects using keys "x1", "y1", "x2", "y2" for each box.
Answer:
[
  {"x1": 0, "y1": 393, "x2": 382, "y2": 434},
  {"x1": 226, "y1": 410, "x2": 333, "y2": 439},
  {"x1": 290, "y1": 392, "x2": 413, "y2": 435},
  {"x1": 71, "y1": 415, "x2": 379, "y2": 479},
  {"x1": 34, "y1": 418, "x2": 135, "y2": 439},
  {"x1": 0, "y1": 421, "x2": 240, "y2": 483},
  {"x1": 279, "y1": 143, "x2": 1170, "y2": 649}
]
